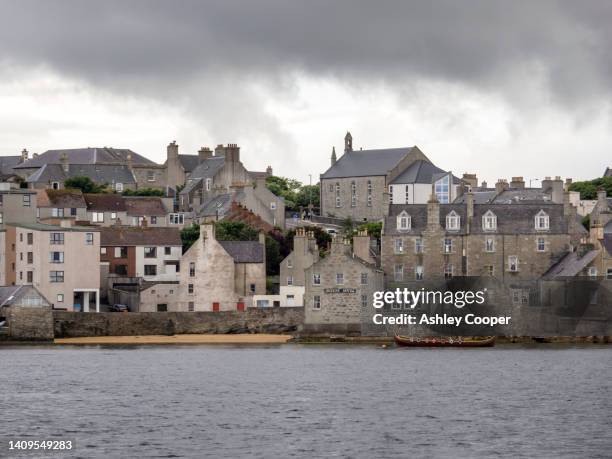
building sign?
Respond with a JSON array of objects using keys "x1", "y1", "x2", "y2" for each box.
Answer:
[{"x1": 324, "y1": 288, "x2": 357, "y2": 294}]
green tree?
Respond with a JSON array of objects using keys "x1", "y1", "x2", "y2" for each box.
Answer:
[
  {"x1": 295, "y1": 184, "x2": 320, "y2": 209},
  {"x1": 122, "y1": 188, "x2": 165, "y2": 197},
  {"x1": 569, "y1": 177, "x2": 612, "y2": 199},
  {"x1": 180, "y1": 223, "x2": 200, "y2": 253},
  {"x1": 355, "y1": 221, "x2": 382, "y2": 241},
  {"x1": 265, "y1": 175, "x2": 302, "y2": 210},
  {"x1": 63, "y1": 176, "x2": 106, "y2": 193},
  {"x1": 214, "y1": 220, "x2": 259, "y2": 241}
]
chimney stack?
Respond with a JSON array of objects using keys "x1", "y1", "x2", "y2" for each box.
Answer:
[
  {"x1": 510, "y1": 176, "x2": 525, "y2": 189},
  {"x1": 167, "y1": 141, "x2": 179, "y2": 161},
  {"x1": 353, "y1": 229, "x2": 375, "y2": 264},
  {"x1": 495, "y1": 179, "x2": 509, "y2": 194},
  {"x1": 427, "y1": 193, "x2": 440, "y2": 229},
  {"x1": 481, "y1": 180, "x2": 488, "y2": 189},
  {"x1": 462, "y1": 173, "x2": 478, "y2": 189},
  {"x1": 266, "y1": 165, "x2": 273, "y2": 176},
  {"x1": 126, "y1": 153, "x2": 133, "y2": 170},
  {"x1": 20, "y1": 149, "x2": 29, "y2": 163},
  {"x1": 198, "y1": 147, "x2": 212, "y2": 162},
  {"x1": 60, "y1": 152, "x2": 69, "y2": 173},
  {"x1": 542, "y1": 176, "x2": 564, "y2": 203}
]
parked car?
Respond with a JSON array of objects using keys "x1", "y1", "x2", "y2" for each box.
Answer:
[
  {"x1": 326, "y1": 228, "x2": 338, "y2": 235},
  {"x1": 109, "y1": 304, "x2": 129, "y2": 312}
]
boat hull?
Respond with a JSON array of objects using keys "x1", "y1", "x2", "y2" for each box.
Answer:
[{"x1": 394, "y1": 336, "x2": 495, "y2": 347}]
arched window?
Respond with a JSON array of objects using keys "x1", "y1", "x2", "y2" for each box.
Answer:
[
  {"x1": 396, "y1": 210, "x2": 411, "y2": 231},
  {"x1": 446, "y1": 210, "x2": 460, "y2": 230},
  {"x1": 482, "y1": 210, "x2": 497, "y2": 231},
  {"x1": 534, "y1": 210, "x2": 550, "y2": 230}
]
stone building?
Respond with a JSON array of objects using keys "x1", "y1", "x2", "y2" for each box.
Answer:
[
  {"x1": 303, "y1": 235, "x2": 384, "y2": 334},
  {"x1": 588, "y1": 190, "x2": 612, "y2": 279},
  {"x1": 280, "y1": 228, "x2": 319, "y2": 288},
  {"x1": 381, "y1": 190, "x2": 586, "y2": 291},
  {"x1": 176, "y1": 223, "x2": 266, "y2": 312},
  {"x1": 179, "y1": 143, "x2": 284, "y2": 228},
  {"x1": 14, "y1": 147, "x2": 162, "y2": 191},
  {"x1": 319, "y1": 132, "x2": 460, "y2": 221}
]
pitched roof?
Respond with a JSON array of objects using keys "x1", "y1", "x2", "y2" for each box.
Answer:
[
  {"x1": 321, "y1": 147, "x2": 416, "y2": 179},
  {"x1": 15, "y1": 147, "x2": 155, "y2": 169},
  {"x1": 37, "y1": 189, "x2": 86, "y2": 208},
  {"x1": 603, "y1": 234, "x2": 612, "y2": 256},
  {"x1": 0, "y1": 285, "x2": 51, "y2": 307},
  {"x1": 220, "y1": 240, "x2": 264, "y2": 263},
  {"x1": 178, "y1": 155, "x2": 200, "y2": 173},
  {"x1": 124, "y1": 197, "x2": 167, "y2": 216},
  {"x1": 26, "y1": 163, "x2": 137, "y2": 185},
  {"x1": 84, "y1": 193, "x2": 127, "y2": 212},
  {"x1": 604, "y1": 167, "x2": 612, "y2": 177},
  {"x1": 492, "y1": 189, "x2": 552, "y2": 204},
  {"x1": 186, "y1": 156, "x2": 225, "y2": 180},
  {"x1": 543, "y1": 249, "x2": 600, "y2": 278},
  {"x1": 0, "y1": 155, "x2": 22, "y2": 175},
  {"x1": 385, "y1": 203, "x2": 576, "y2": 235},
  {"x1": 100, "y1": 227, "x2": 181, "y2": 246},
  {"x1": 390, "y1": 160, "x2": 460, "y2": 185},
  {"x1": 196, "y1": 193, "x2": 234, "y2": 218},
  {"x1": 453, "y1": 191, "x2": 498, "y2": 204}
]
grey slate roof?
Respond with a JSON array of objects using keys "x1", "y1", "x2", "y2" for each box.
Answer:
[
  {"x1": 390, "y1": 160, "x2": 451, "y2": 184},
  {"x1": 26, "y1": 163, "x2": 136, "y2": 186},
  {"x1": 321, "y1": 147, "x2": 416, "y2": 179},
  {"x1": 492, "y1": 189, "x2": 552, "y2": 204},
  {"x1": 453, "y1": 191, "x2": 498, "y2": 204},
  {"x1": 220, "y1": 241, "x2": 264, "y2": 263},
  {"x1": 0, "y1": 285, "x2": 51, "y2": 307},
  {"x1": 14, "y1": 147, "x2": 154, "y2": 169},
  {"x1": 542, "y1": 250, "x2": 600, "y2": 278},
  {"x1": 179, "y1": 155, "x2": 200, "y2": 173},
  {"x1": 124, "y1": 197, "x2": 167, "y2": 216},
  {"x1": 0, "y1": 155, "x2": 21, "y2": 175},
  {"x1": 385, "y1": 203, "x2": 574, "y2": 235},
  {"x1": 180, "y1": 156, "x2": 225, "y2": 195},
  {"x1": 197, "y1": 193, "x2": 233, "y2": 217},
  {"x1": 603, "y1": 234, "x2": 612, "y2": 256},
  {"x1": 604, "y1": 167, "x2": 612, "y2": 177}
]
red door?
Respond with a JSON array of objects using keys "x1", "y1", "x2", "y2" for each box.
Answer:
[
  {"x1": 212, "y1": 302, "x2": 220, "y2": 312},
  {"x1": 237, "y1": 302, "x2": 245, "y2": 311}
]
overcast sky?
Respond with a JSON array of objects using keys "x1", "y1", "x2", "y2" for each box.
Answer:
[{"x1": 0, "y1": 0, "x2": 611, "y2": 184}]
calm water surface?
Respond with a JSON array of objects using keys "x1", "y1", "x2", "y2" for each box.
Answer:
[{"x1": 2, "y1": 344, "x2": 612, "y2": 458}]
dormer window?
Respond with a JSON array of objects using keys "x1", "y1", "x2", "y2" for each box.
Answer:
[
  {"x1": 482, "y1": 210, "x2": 497, "y2": 231},
  {"x1": 396, "y1": 211, "x2": 411, "y2": 231},
  {"x1": 446, "y1": 211, "x2": 460, "y2": 230},
  {"x1": 535, "y1": 210, "x2": 550, "y2": 231}
]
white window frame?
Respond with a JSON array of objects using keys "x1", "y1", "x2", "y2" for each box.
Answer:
[
  {"x1": 313, "y1": 273, "x2": 321, "y2": 285},
  {"x1": 485, "y1": 237, "x2": 495, "y2": 252},
  {"x1": 415, "y1": 265, "x2": 424, "y2": 280},
  {"x1": 415, "y1": 237, "x2": 423, "y2": 254},
  {"x1": 394, "y1": 238, "x2": 404, "y2": 254},
  {"x1": 482, "y1": 210, "x2": 497, "y2": 231},
  {"x1": 115, "y1": 182, "x2": 123, "y2": 192},
  {"x1": 535, "y1": 210, "x2": 550, "y2": 231},
  {"x1": 92, "y1": 212, "x2": 104, "y2": 223},
  {"x1": 446, "y1": 211, "x2": 460, "y2": 230},
  {"x1": 396, "y1": 211, "x2": 411, "y2": 231},
  {"x1": 313, "y1": 295, "x2": 321, "y2": 310},
  {"x1": 394, "y1": 264, "x2": 404, "y2": 282},
  {"x1": 536, "y1": 237, "x2": 546, "y2": 252}
]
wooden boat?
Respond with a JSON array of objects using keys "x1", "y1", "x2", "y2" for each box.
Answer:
[{"x1": 394, "y1": 335, "x2": 495, "y2": 347}]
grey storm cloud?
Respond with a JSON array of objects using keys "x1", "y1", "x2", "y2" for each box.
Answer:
[{"x1": 1, "y1": 0, "x2": 612, "y2": 105}]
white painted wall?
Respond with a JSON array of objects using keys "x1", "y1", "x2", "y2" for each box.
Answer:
[
  {"x1": 135, "y1": 245, "x2": 182, "y2": 280},
  {"x1": 252, "y1": 285, "x2": 305, "y2": 308}
]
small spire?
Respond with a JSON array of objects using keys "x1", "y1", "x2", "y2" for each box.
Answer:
[{"x1": 331, "y1": 146, "x2": 337, "y2": 166}]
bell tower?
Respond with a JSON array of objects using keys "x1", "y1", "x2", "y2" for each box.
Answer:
[{"x1": 344, "y1": 131, "x2": 353, "y2": 154}]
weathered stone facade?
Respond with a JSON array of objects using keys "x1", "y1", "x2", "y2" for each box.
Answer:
[
  {"x1": 381, "y1": 192, "x2": 585, "y2": 288},
  {"x1": 280, "y1": 228, "x2": 319, "y2": 287},
  {"x1": 320, "y1": 175, "x2": 387, "y2": 221},
  {"x1": 303, "y1": 238, "x2": 384, "y2": 333}
]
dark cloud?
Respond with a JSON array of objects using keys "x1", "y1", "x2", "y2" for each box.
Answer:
[{"x1": 1, "y1": 0, "x2": 612, "y2": 105}]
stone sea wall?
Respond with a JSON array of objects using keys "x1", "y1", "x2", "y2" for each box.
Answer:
[{"x1": 53, "y1": 308, "x2": 304, "y2": 338}]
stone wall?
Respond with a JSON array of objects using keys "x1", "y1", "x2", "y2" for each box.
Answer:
[
  {"x1": 7, "y1": 306, "x2": 54, "y2": 340},
  {"x1": 320, "y1": 176, "x2": 387, "y2": 221},
  {"x1": 53, "y1": 307, "x2": 304, "y2": 337}
]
